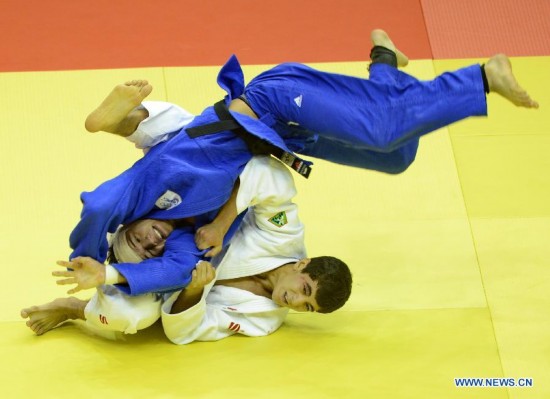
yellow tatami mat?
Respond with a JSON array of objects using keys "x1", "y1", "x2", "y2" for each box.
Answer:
[
  {"x1": 471, "y1": 218, "x2": 550, "y2": 393},
  {"x1": 1, "y1": 309, "x2": 506, "y2": 399},
  {"x1": 1, "y1": 56, "x2": 548, "y2": 398}
]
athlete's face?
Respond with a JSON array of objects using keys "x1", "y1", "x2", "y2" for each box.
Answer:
[
  {"x1": 271, "y1": 259, "x2": 320, "y2": 313},
  {"x1": 122, "y1": 219, "x2": 175, "y2": 260}
]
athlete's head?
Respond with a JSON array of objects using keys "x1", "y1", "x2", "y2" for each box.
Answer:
[
  {"x1": 270, "y1": 256, "x2": 352, "y2": 313},
  {"x1": 108, "y1": 219, "x2": 176, "y2": 263}
]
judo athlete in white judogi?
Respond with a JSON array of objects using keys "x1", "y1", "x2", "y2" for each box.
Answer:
[{"x1": 21, "y1": 156, "x2": 353, "y2": 343}]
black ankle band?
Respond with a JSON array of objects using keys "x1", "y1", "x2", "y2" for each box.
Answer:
[
  {"x1": 480, "y1": 64, "x2": 490, "y2": 94},
  {"x1": 369, "y1": 46, "x2": 397, "y2": 68}
]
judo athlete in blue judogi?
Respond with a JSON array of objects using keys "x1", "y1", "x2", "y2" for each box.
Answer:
[{"x1": 57, "y1": 29, "x2": 538, "y2": 298}]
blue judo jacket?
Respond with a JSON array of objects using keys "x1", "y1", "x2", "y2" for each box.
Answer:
[{"x1": 69, "y1": 55, "x2": 294, "y2": 295}]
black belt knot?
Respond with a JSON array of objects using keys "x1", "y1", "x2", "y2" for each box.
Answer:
[{"x1": 186, "y1": 100, "x2": 311, "y2": 178}]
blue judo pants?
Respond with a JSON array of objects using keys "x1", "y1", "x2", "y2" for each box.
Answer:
[{"x1": 243, "y1": 60, "x2": 487, "y2": 174}]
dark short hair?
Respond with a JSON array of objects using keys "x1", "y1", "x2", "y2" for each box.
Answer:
[
  {"x1": 106, "y1": 246, "x2": 119, "y2": 264},
  {"x1": 302, "y1": 256, "x2": 352, "y2": 313}
]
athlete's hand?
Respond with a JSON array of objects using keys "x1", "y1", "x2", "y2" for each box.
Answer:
[
  {"x1": 169, "y1": 261, "x2": 216, "y2": 314},
  {"x1": 53, "y1": 257, "x2": 106, "y2": 294},
  {"x1": 195, "y1": 222, "x2": 225, "y2": 257},
  {"x1": 187, "y1": 261, "x2": 216, "y2": 293}
]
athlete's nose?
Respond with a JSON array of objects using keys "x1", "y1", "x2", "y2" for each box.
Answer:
[
  {"x1": 143, "y1": 233, "x2": 162, "y2": 248},
  {"x1": 287, "y1": 292, "x2": 305, "y2": 307}
]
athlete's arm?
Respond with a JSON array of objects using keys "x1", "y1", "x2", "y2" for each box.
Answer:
[{"x1": 194, "y1": 180, "x2": 240, "y2": 257}]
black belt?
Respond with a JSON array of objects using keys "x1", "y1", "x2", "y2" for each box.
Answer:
[{"x1": 186, "y1": 100, "x2": 311, "y2": 178}]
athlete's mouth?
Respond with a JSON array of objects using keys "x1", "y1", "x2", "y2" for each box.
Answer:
[
  {"x1": 152, "y1": 224, "x2": 168, "y2": 241},
  {"x1": 152, "y1": 226, "x2": 163, "y2": 241}
]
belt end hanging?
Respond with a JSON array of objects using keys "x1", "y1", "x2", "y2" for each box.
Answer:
[{"x1": 280, "y1": 153, "x2": 311, "y2": 178}]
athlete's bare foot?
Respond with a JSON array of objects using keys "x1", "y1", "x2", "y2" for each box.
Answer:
[
  {"x1": 85, "y1": 80, "x2": 153, "y2": 134},
  {"x1": 21, "y1": 297, "x2": 88, "y2": 336},
  {"x1": 485, "y1": 54, "x2": 539, "y2": 109},
  {"x1": 370, "y1": 29, "x2": 409, "y2": 67}
]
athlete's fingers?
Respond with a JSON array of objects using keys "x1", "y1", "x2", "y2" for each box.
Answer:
[
  {"x1": 56, "y1": 260, "x2": 72, "y2": 267},
  {"x1": 199, "y1": 262, "x2": 215, "y2": 284},
  {"x1": 195, "y1": 262, "x2": 212, "y2": 284},
  {"x1": 197, "y1": 262, "x2": 208, "y2": 279},
  {"x1": 199, "y1": 260, "x2": 213, "y2": 269},
  {"x1": 205, "y1": 246, "x2": 221, "y2": 258},
  {"x1": 55, "y1": 278, "x2": 77, "y2": 286},
  {"x1": 206, "y1": 265, "x2": 215, "y2": 282},
  {"x1": 56, "y1": 260, "x2": 80, "y2": 269},
  {"x1": 67, "y1": 287, "x2": 80, "y2": 295},
  {"x1": 52, "y1": 270, "x2": 74, "y2": 278},
  {"x1": 195, "y1": 238, "x2": 210, "y2": 250}
]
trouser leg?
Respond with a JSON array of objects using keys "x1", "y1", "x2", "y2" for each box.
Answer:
[
  {"x1": 247, "y1": 62, "x2": 487, "y2": 153},
  {"x1": 281, "y1": 124, "x2": 418, "y2": 173}
]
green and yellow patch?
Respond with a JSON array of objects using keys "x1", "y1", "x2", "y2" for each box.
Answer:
[{"x1": 268, "y1": 211, "x2": 288, "y2": 227}]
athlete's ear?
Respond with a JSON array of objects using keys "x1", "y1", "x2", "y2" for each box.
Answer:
[{"x1": 293, "y1": 258, "x2": 311, "y2": 271}]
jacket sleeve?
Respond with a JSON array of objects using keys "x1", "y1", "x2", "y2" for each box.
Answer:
[
  {"x1": 126, "y1": 101, "x2": 195, "y2": 150},
  {"x1": 161, "y1": 286, "x2": 288, "y2": 344},
  {"x1": 69, "y1": 169, "x2": 142, "y2": 263},
  {"x1": 235, "y1": 156, "x2": 297, "y2": 214},
  {"x1": 112, "y1": 227, "x2": 203, "y2": 296}
]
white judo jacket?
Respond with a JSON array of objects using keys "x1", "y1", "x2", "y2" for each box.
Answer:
[{"x1": 162, "y1": 155, "x2": 306, "y2": 344}]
